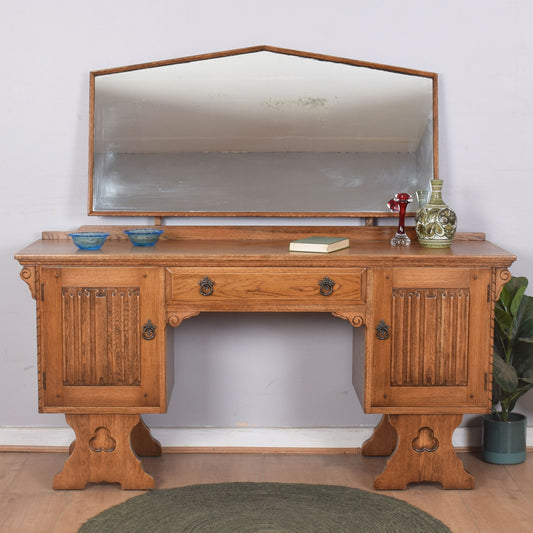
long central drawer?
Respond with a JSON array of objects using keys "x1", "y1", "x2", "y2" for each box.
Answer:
[{"x1": 166, "y1": 267, "x2": 366, "y2": 311}]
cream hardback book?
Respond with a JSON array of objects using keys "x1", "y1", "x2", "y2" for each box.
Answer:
[{"x1": 289, "y1": 236, "x2": 350, "y2": 253}]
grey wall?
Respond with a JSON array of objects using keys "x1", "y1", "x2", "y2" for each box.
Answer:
[{"x1": 2, "y1": 1, "x2": 533, "y2": 438}]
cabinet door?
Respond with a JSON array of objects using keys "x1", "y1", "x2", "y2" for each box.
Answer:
[
  {"x1": 367, "y1": 267, "x2": 492, "y2": 413},
  {"x1": 39, "y1": 267, "x2": 167, "y2": 413}
]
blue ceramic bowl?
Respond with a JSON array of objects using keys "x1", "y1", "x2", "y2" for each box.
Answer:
[
  {"x1": 124, "y1": 228, "x2": 164, "y2": 246},
  {"x1": 69, "y1": 232, "x2": 110, "y2": 250}
]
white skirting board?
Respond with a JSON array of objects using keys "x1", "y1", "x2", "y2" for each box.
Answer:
[{"x1": 1, "y1": 426, "x2": 533, "y2": 449}]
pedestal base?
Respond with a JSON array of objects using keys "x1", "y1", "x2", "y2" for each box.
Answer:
[
  {"x1": 363, "y1": 414, "x2": 474, "y2": 490},
  {"x1": 54, "y1": 414, "x2": 161, "y2": 490}
]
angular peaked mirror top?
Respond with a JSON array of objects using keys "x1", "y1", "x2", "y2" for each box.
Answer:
[{"x1": 89, "y1": 45, "x2": 437, "y2": 217}]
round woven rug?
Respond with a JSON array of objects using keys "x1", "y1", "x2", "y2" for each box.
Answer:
[{"x1": 78, "y1": 482, "x2": 451, "y2": 532}]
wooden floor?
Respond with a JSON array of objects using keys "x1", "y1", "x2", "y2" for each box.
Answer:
[{"x1": 0, "y1": 451, "x2": 531, "y2": 533}]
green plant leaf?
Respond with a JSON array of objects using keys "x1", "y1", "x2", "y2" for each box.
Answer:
[
  {"x1": 499, "y1": 285, "x2": 512, "y2": 313},
  {"x1": 517, "y1": 295, "x2": 533, "y2": 339},
  {"x1": 500, "y1": 277, "x2": 527, "y2": 312},
  {"x1": 493, "y1": 355, "x2": 518, "y2": 392},
  {"x1": 513, "y1": 342, "x2": 533, "y2": 376},
  {"x1": 506, "y1": 276, "x2": 528, "y2": 295},
  {"x1": 495, "y1": 306, "x2": 513, "y2": 340},
  {"x1": 503, "y1": 383, "x2": 533, "y2": 413},
  {"x1": 492, "y1": 276, "x2": 533, "y2": 413},
  {"x1": 510, "y1": 285, "x2": 527, "y2": 316}
]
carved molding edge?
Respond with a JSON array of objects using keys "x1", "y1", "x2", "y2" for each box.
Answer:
[
  {"x1": 331, "y1": 311, "x2": 365, "y2": 327},
  {"x1": 487, "y1": 267, "x2": 512, "y2": 412},
  {"x1": 167, "y1": 311, "x2": 201, "y2": 327},
  {"x1": 493, "y1": 268, "x2": 511, "y2": 301},
  {"x1": 20, "y1": 266, "x2": 37, "y2": 299}
]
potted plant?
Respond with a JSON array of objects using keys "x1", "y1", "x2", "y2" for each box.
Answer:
[{"x1": 483, "y1": 276, "x2": 533, "y2": 464}]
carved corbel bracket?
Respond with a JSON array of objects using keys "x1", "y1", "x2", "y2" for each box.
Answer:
[
  {"x1": 20, "y1": 266, "x2": 37, "y2": 299},
  {"x1": 331, "y1": 311, "x2": 365, "y2": 327},
  {"x1": 167, "y1": 311, "x2": 201, "y2": 327},
  {"x1": 493, "y1": 268, "x2": 512, "y2": 301}
]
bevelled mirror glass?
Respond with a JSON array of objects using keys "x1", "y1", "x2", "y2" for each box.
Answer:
[{"x1": 89, "y1": 46, "x2": 437, "y2": 217}]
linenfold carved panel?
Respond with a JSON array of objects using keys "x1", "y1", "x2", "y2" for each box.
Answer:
[
  {"x1": 62, "y1": 287, "x2": 141, "y2": 386},
  {"x1": 391, "y1": 288, "x2": 470, "y2": 386}
]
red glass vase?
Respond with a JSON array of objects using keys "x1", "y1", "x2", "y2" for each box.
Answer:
[{"x1": 387, "y1": 192, "x2": 413, "y2": 246}]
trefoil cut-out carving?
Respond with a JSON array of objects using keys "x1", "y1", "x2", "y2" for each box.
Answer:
[
  {"x1": 89, "y1": 427, "x2": 117, "y2": 453},
  {"x1": 411, "y1": 426, "x2": 439, "y2": 453}
]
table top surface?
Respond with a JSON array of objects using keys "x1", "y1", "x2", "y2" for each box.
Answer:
[{"x1": 15, "y1": 226, "x2": 516, "y2": 268}]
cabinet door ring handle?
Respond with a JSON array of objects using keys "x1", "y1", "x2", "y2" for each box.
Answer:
[
  {"x1": 142, "y1": 319, "x2": 157, "y2": 340},
  {"x1": 376, "y1": 320, "x2": 390, "y2": 340}
]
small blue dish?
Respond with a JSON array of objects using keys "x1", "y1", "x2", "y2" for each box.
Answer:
[
  {"x1": 69, "y1": 232, "x2": 110, "y2": 250},
  {"x1": 124, "y1": 228, "x2": 164, "y2": 246}
]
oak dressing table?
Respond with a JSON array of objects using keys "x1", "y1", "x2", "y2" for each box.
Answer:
[
  {"x1": 14, "y1": 46, "x2": 516, "y2": 489},
  {"x1": 15, "y1": 225, "x2": 515, "y2": 489}
]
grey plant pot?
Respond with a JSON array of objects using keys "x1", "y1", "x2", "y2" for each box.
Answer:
[{"x1": 482, "y1": 413, "x2": 527, "y2": 464}]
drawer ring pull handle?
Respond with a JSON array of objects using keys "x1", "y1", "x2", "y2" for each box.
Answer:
[
  {"x1": 376, "y1": 320, "x2": 390, "y2": 340},
  {"x1": 142, "y1": 319, "x2": 157, "y2": 340},
  {"x1": 318, "y1": 276, "x2": 336, "y2": 296},
  {"x1": 198, "y1": 276, "x2": 215, "y2": 296}
]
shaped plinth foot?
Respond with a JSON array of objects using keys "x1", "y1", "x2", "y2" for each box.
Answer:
[
  {"x1": 373, "y1": 414, "x2": 474, "y2": 490},
  {"x1": 53, "y1": 414, "x2": 154, "y2": 490},
  {"x1": 131, "y1": 416, "x2": 162, "y2": 457},
  {"x1": 362, "y1": 415, "x2": 398, "y2": 457}
]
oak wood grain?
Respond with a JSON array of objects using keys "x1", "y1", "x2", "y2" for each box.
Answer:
[{"x1": 14, "y1": 225, "x2": 516, "y2": 490}]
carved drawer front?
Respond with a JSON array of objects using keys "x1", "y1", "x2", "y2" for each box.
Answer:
[
  {"x1": 39, "y1": 267, "x2": 167, "y2": 413},
  {"x1": 166, "y1": 267, "x2": 366, "y2": 311},
  {"x1": 366, "y1": 267, "x2": 492, "y2": 413}
]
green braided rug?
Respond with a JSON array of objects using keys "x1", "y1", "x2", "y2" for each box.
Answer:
[{"x1": 78, "y1": 482, "x2": 451, "y2": 532}]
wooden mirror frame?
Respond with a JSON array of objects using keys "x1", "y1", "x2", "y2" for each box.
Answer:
[{"x1": 88, "y1": 45, "x2": 438, "y2": 219}]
